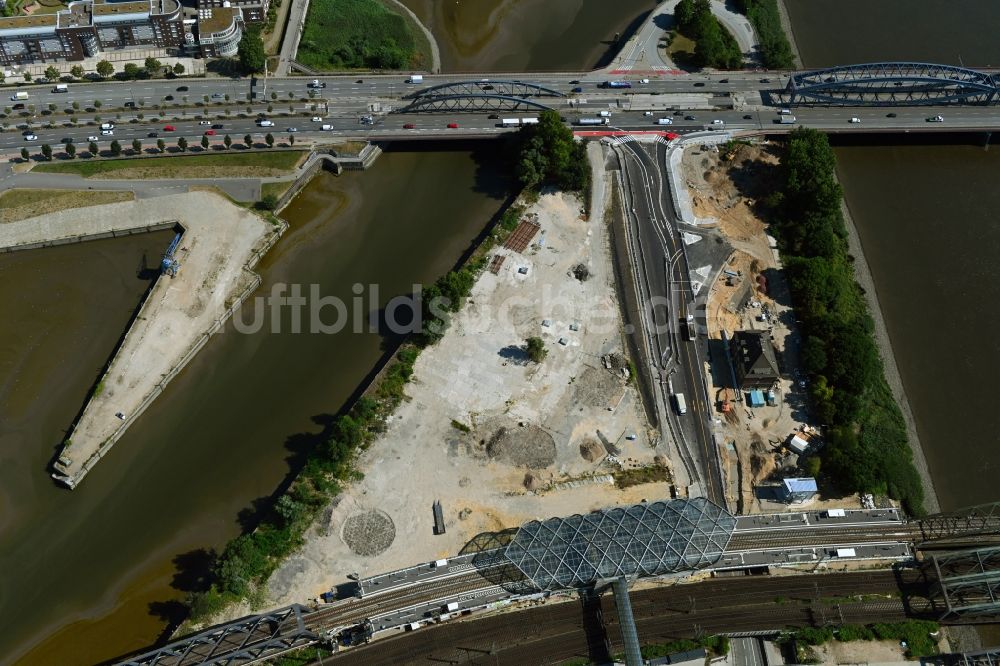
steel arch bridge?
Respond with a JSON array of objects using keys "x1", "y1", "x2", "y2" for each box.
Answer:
[
  {"x1": 397, "y1": 79, "x2": 565, "y2": 113},
  {"x1": 782, "y1": 62, "x2": 999, "y2": 106}
]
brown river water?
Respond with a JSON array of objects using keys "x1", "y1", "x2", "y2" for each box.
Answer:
[{"x1": 3, "y1": 0, "x2": 1000, "y2": 662}]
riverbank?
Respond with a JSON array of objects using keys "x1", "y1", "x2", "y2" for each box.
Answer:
[{"x1": 837, "y1": 196, "x2": 940, "y2": 514}]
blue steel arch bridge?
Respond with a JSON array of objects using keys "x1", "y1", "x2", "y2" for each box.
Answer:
[
  {"x1": 396, "y1": 79, "x2": 565, "y2": 113},
  {"x1": 778, "y1": 62, "x2": 999, "y2": 107}
]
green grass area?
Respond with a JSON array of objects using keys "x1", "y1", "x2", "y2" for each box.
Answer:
[
  {"x1": 32, "y1": 151, "x2": 305, "y2": 178},
  {"x1": 296, "y1": 0, "x2": 432, "y2": 71},
  {"x1": 788, "y1": 621, "x2": 940, "y2": 659},
  {"x1": 0, "y1": 188, "x2": 133, "y2": 223},
  {"x1": 734, "y1": 0, "x2": 795, "y2": 68},
  {"x1": 260, "y1": 180, "x2": 293, "y2": 201}
]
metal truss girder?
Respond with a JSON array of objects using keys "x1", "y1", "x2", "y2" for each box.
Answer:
[
  {"x1": 115, "y1": 604, "x2": 318, "y2": 666},
  {"x1": 918, "y1": 502, "x2": 1000, "y2": 544},
  {"x1": 397, "y1": 94, "x2": 556, "y2": 114},
  {"x1": 407, "y1": 79, "x2": 566, "y2": 101},
  {"x1": 959, "y1": 647, "x2": 1000, "y2": 666},
  {"x1": 785, "y1": 61, "x2": 999, "y2": 107}
]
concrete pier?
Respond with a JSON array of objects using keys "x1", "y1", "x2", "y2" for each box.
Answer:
[{"x1": 0, "y1": 191, "x2": 280, "y2": 488}]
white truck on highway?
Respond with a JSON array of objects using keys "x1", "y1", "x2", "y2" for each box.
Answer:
[
  {"x1": 672, "y1": 392, "x2": 687, "y2": 415},
  {"x1": 576, "y1": 117, "x2": 610, "y2": 126},
  {"x1": 407, "y1": 74, "x2": 424, "y2": 84},
  {"x1": 10, "y1": 91, "x2": 28, "y2": 101},
  {"x1": 500, "y1": 117, "x2": 539, "y2": 127},
  {"x1": 52, "y1": 84, "x2": 68, "y2": 93}
]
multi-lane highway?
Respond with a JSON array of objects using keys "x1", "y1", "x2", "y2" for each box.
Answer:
[{"x1": 4, "y1": 71, "x2": 1000, "y2": 154}]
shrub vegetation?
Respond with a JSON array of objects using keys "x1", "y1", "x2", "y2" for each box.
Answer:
[
  {"x1": 507, "y1": 110, "x2": 591, "y2": 194},
  {"x1": 733, "y1": 0, "x2": 796, "y2": 68},
  {"x1": 785, "y1": 620, "x2": 940, "y2": 659},
  {"x1": 674, "y1": 0, "x2": 743, "y2": 69},
  {"x1": 765, "y1": 128, "x2": 924, "y2": 514},
  {"x1": 297, "y1": 0, "x2": 428, "y2": 71}
]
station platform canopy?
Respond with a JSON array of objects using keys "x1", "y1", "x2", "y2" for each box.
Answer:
[{"x1": 503, "y1": 497, "x2": 736, "y2": 591}]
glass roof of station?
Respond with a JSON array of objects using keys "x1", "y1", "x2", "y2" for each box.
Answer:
[{"x1": 503, "y1": 498, "x2": 736, "y2": 590}]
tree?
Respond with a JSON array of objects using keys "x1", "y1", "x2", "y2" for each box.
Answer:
[
  {"x1": 20, "y1": 147, "x2": 29, "y2": 161},
  {"x1": 40, "y1": 143, "x2": 52, "y2": 161},
  {"x1": 264, "y1": 132, "x2": 274, "y2": 148},
  {"x1": 95, "y1": 60, "x2": 114, "y2": 79},
  {"x1": 257, "y1": 193, "x2": 279, "y2": 210},
  {"x1": 65, "y1": 142, "x2": 76, "y2": 159},
  {"x1": 93, "y1": 99, "x2": 102, "y2": 109},
  {"x1": 123, "y1": 63, "x2": 140, "y2": 80},
  {"x1": 89, "y1": 141, "x2": 99, "y2": 156},
  {"x1": 244, "y1": 133, "x2": 253, "y2": 148},
  {"x1": 156, "y1": 138, "x2": 165, "y2": 153},
  {"x1": 132, "y1": 138, "x2": 142, "y2": 154},
  {"x1": 144, "y1": 57, "x2": 161, "y2": 74},
  {"x1": 201, "y1": 134, "x2": 210, "y2": 150},
  {"x1": 509, "y1": 110, "x2": 590, "y2": 192},
  {"x1": 223, "y1": 134, "x2": 232, "y2": 150},
  {"x1": 109, "y1": 139, "x2": 121, "y2": 156},
  {"x1": 44, "y1": 66, "x2": 60, "y2": 81},
  {"x1": 70, "y1": 65, "x2": 84, "y2": 79},
  {"x1": 288, "y1": 134, "x2": 295, "y2": 146},
  {"x1": 178, "y1": 136, "x2": 188, "y2": 151},
  {"x1": 237, "y1": 27, "x2": 266, "y2": 74},
  {"x1": 172, "y1": 62, "x2": 185, "y2": 75},
  {"x1": 525, "y1": 337, "x2": 547, "y2": 363}
]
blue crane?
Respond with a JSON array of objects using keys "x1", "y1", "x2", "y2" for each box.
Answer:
[{"x1": 161, "y1": 233, "x2": 181, "y2": 277}]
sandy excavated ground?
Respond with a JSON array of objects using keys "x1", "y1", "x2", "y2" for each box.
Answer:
[
  {"x1": 1, "y1": 191, "x2": 277, "y2": 482},
  {"x1": 680, "y1": 142, "x2": 865, "y2": 514},
  {"x1": 811, "y1": 640, "x2": 917, "y2": 665},
  {"x1": 266, "y1": 190, "x2": 667, "y2": 605}
]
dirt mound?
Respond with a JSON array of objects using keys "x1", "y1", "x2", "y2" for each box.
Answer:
[
  {"x1": 573, "y1": 366, "x2": 624, "y2": 407},
  {"x1": 579, "y1": 439, "x2": 605, "y2": 462},
  {"x1": 341, "y1": 509, "x2": 396, "y2": 557},
  {"x1": 486, "y1": 424, "x2": 556, "y2": 468}
]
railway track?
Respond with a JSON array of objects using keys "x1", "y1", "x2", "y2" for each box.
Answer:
[{"x1": 726, "y1": 525, "x2": 920, "y2": 551}]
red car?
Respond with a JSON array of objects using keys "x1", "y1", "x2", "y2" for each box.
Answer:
[
  {"x1": 447, "y1": 123, "x2": 459, "y2": 129},
  {"x1": 163, "y1": 125, "x2": 175, "y2": 131},
  {"x1": 204, "y1": 129, "x2": 216, "y2": 136},
  {"x1": 403, "y1": 123, "x2": 416, "y2": 129}
]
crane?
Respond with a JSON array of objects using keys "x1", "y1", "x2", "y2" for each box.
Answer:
[{"x1": 161, "y1": 232, "x2": 181, "y2": 277}]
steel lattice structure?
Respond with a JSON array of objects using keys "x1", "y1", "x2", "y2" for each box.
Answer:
[
  {"x1": 955, "y1": 647, "x2": 1000, "y2": 666},
  {"x1": 929, "y1": 547, "x2": 1000, "y2": 622},
  {"x1": 114, "y1": 604, "x2": 318, "y2": 666},
  {"x1": 503, "y1": 498, "x2": 735, "y2": 591},
  {"x1": 398, "y1": 79, "x2": 565, "y2": 113},
  {"x1": 917, "y1": 501, "x2": 1000, "y2": 545},
  {"x1": 783, "y1": 62, "x2": 999, "y2": 106}
]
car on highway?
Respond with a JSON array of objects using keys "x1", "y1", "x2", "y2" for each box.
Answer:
[
  {"x1": 760, "y1": 78, "x2": 771, "y2": 83},
  {"x1": 23, "y1": 133, "x2": 37, "y2": 141},
  {"x1": 488, "y1": 114, "x2": 500, "y2": 119},
  {"x1": 849, "y1": 117, "x2": 861, "y2": 123},
  {"x1": 286, "y1": 127, "x2": 298, "y2": 133},
  {"x1": 101, "y1": 129, "x2": 114, "y2": 135},
  {"x1": 656, "y1": 117, "x2": 673, "y2": 125},
  {"x1": 711, "y1": 119, "x2": 725, "y2": 125},
  {"x1": 176, "y1": 86, "x2": 189, "y2": 91},
  {"x1": 447, "y1": 122, "x2": 459, "y2": 128},
  {"x1": 743, "y1": 114, "x2": 753, "y2": 119},
  {"x1": 308, "y1": 79, "x2": 327, "y2": 89},
  {"x1": 87, "y1": 135, "x2": 99, "y2": 141},
  {"x1": 258, "y1": 119, "x2": 274, "y2": 127},
  {"x1": 12, "y1": 103, "x2": 25, "y2": 110},
  {"x1": 927, "y1": 115, "x2": 944, "y2": 122},
  {"x1": 355, "y1": 79, "x2": 364, "y2": 84},
  {"x1": 164, "y1": 95, "x2": 174, "y2": 101},
  {"x1": 199, "y1": 120, "x2": 212, "y2": 125},
  {"x1": 204, "y1": 129, "x2": 216, "y2": 135},
  {"x1": 639, "y1": 78, "x2": 650, "y2": 84},
  {"x1": 569, "y1": 80, "x2": 580, "y2": 84},
  {"x1": 212, "y1": 124, "x2": 224, "y2": 129},
  {"x1": 481, "y1": 84, "x2": 495, "y2": 91},
  {"x1": 886, "y1": 112, "x2": 897, "y2": 118},
  {"x1": 719, "y1": 78, "x2": 729, "y2": 83},
  {"x1": 684, "y1": 115, "x2": 697, "y2": 120},
  {"x1": 572, "y1": 86, "x2": 583, "y2": 93},
  {"x1": 643, "y1": 111, "x2": 653, "y2": 116},
  {"x1": 124, "y1": 101, "x2": 135, "y2": 108},
  {"x1": 60, "y1": 137, "x2": 73, "y2": 143},
  {"x1": 210, "y1": 93, "x2": 224, "y2": 100},
  {"x1": 403, "y1": 123, "x2": 416, "y2": 129},
  {"x1": 311, "y1": 116, "x2": 324, "y2": 122},
  {"x1": 148, "y1": 132, "x2": 158, "y2": 138},
  {"x1": 163, "y1": 125, "x2": 175, "y2": 131},
  {"x1": 693, "y1": 82, "x2": 705, "y2": 87}
]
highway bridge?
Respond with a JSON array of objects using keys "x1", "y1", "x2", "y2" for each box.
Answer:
[
  {"x1": 4, "y1": 62, "x2": 1000, "y2": 156},
  {"x1": 112, "y1": 502, "x2": 1000, "y2": 666}
]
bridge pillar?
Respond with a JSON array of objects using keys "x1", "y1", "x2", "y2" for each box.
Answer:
[{"x1": 612, "y1": 576, "x2": 644, "y2": 666}]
